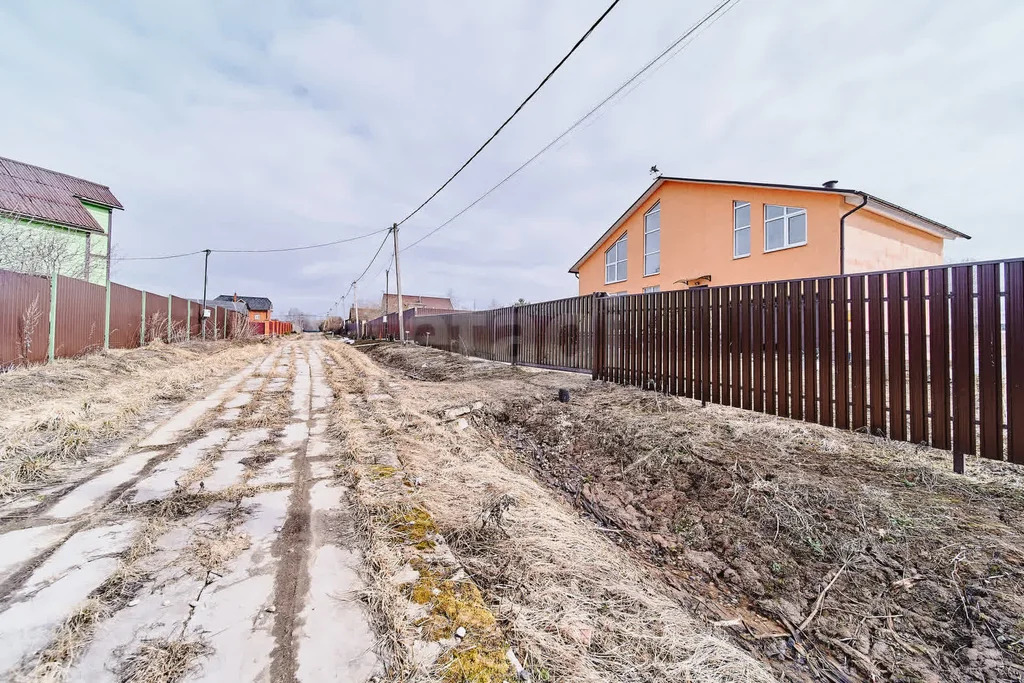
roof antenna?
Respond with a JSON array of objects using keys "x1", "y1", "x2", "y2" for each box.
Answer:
[
  {"x1": 823, "y1": 179, "x2": 839, "y2": 188},
  {"x1": 650, "y1": 165, "x2": 661, "y2": 177}
]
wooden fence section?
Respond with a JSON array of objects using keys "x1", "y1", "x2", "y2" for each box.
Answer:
[
  {"x1": 0, "y1": 268, "x2": 256, "y2": 367},
  {"x1": 401, "y1": 259, "x2": 1024, "y2": 469}
]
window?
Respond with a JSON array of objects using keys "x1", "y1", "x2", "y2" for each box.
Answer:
[
  {"x1": 644, "y1": 202, "x2": 660, "y2": 276},
  {"x1": 733, "y1": 201, "x2": 751, "y2": 258},
  {"x1": 764, "y1": 205, "x2": 807, "y2": 251},
  {"x1": 643, "y1": 285, "x2": 660, "y2": 294},
  {"x1": 605, "y1": 234, "x2": 627, "y2": 284},
  {"x1": 253, "y1": 313, "x2": 262, "y2": 320}
]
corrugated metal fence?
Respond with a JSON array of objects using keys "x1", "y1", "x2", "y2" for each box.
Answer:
[
  {"x1": 0, "y1": 268, "x2": 265, "y2": 367},
  {"x1": 403, "y1": 259, "x2": 1024, "y2": 470}
]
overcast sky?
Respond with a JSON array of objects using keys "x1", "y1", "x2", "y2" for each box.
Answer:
[{"x1": 1, "y1": 0, "x2": 1021, "y2": 316}]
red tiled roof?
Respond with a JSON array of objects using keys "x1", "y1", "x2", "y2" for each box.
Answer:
[{"x1": 0, "y1": 156, "x2": 123, "y2": 233}]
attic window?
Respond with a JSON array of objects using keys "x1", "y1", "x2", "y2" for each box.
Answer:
[
  {"x1": 644, "y1": 202, "x2": 660, "y2": 276},
  {"x1": 605, "y1": 234, "x2": 627, "y2": 284}
]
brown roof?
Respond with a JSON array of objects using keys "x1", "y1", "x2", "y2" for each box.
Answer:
[
  {"x1": 381, "y1": 293, "x2": 454, "y2": 311},
  {"x1": 348, "y1": 305, "x2": 383, "y2": 322},
  {"x1": 0, "y1": 156, "x2": 123, "y2": 233}
]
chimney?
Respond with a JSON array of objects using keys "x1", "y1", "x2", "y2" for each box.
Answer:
[{"x1": 823, "y1": 180, "x2": 839, "y2": 189}]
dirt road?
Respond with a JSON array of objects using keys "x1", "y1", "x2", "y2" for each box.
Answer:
[{"x1": 0, "y1": 338, "x2": 379, "y2": 682}]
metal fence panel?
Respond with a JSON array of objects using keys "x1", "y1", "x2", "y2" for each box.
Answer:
[
  {"x1": 0, "y1": 270, "x2": 50, "y2": 366},
  {"x1": 109, "y1": 283, "x2": 143, "y2": 349},
  {"x1": 54, "y1": 275, "x2": 105, "y2": 358}
]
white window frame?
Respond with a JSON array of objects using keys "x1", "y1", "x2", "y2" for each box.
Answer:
[
  {"x1": 643, "y1": 285, "x2": 660, "y2": 294},
  {"x1": 605, "y1": 233, "x2": 627, "y2": 284},
  {"x1": 643, "y1": 202, "x2": 660, "y2": 277},
  {"x1": 764, "y1": 205, "x2": 808, "y2": 252},
  {"x1": 733, "y1": 201, "x2": 751, "y2": 258}
]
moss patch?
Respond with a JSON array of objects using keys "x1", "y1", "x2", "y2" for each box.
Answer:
[
  {"x1": 409, "y1": 564, "x2": 510, "y2": 682},
  {"x1": 367, "y1": 464, "x2": 399, "y2": 480},
  {"x1": 389, "y1": 507, "x2": 438, "y2": 543},
  {"x1": 441, "y1": 646, "x2": 511, "y2": 683}
]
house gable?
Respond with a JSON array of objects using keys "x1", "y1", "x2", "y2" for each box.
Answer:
[{"x1": 572, "y1": 176, "x2": 969, "y2": 295}]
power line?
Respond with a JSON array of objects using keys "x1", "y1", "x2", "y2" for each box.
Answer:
[
  {"x1": 394, "y1": 0, "x2": 622, "y2": 228},
  {"x1": 356, "y1": 231, "x2": 391, "y2": 284},
  {"x1": 114, "y1": 227, "x2": 389, "y2": 261},
  {"x1": 214, "y1": 227, "x2": 389, "y2": 253},
  {"x1": 401, "y1": 0, "x2": 741, "y2": 253},
  {"x1": 113, "y1": 249, "x2": 207, "y2": 262}
]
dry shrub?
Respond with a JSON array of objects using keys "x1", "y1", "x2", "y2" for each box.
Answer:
[{"x1": 18, "y1": 295, "x2": 43, "y2": 365}]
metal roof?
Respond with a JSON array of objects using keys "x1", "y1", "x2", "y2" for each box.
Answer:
[
  {"x1": 215, "y1": 300, "x2": 249, "y2": 314},
  {"x1": 0, "y1": 156, "x2": 123, "y2": 233},
  {"x1": 381, "y1": 293, "x2": 454, "y2": 310},
  {"x1": 568, "y1": 176, "x2": 971, "y2": 274},
  {"x1": 214, "y1": 294, "x2": 272, "y2": 311}
]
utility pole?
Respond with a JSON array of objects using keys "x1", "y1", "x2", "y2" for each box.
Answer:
[
  {"x1": 391, "y1": 223, "x2": 406, "y2": 343},
  {"x1": 201, "y1": 249, "x2": 211, "y2": 340},
  {"x1": 352, "y1": 280, "x2": 359, "y2": 339},
  {"x1": 384, "y1": 268, "x2": 390, "y2": 338}
]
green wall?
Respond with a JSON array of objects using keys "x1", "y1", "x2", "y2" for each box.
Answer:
[{"x1": 1, "y1": 200, "x2": 111, "y2": 285}]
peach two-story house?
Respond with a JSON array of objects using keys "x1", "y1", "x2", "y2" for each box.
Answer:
[{"x1": 569, "y1": 176, "x2": 970, "y2": 295}]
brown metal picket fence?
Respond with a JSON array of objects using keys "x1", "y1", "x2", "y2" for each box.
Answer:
[
  {"x1": 0, "y1": 268, "x2": 250, "y2": 367},
  {"x1": 407, "y1": 259, "x2": 1024, "y2": 470}
]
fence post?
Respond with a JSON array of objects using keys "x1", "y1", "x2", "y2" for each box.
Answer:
[
  {"x1": 511, "y1": 305, "x2": 519, "y2": 366},
  {"x1": 591, "y1": 293, "x2": 606, "y2": 380},
  {"x1": 167, "y1": 296, "x2": 172, "y2": 342},
  {"x1": 47, "y1": 273, "x2": 57, "y2": 362},
  {"x1": 140, "y1": 291, "x2": 147, "y2": 346},
  {"x1": 104, "y1": 275, "x2": 111, "y2": 350},
  {"x1": 186, "y1": 301, "x2": 191, "y2": 341}
]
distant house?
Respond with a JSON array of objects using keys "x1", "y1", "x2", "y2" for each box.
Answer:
[
  {"x1": 0, "y1": 155, "x2": 123, "y2": 285},
  {"x1": 214, "y1": 294, "x2": 272, "y2": 322},
  {"x1": 216, "y1": 300, "x2": 249, "y2": 316},
  {"x1": 381, "y1": 293, "x2": 454, "y2": 312},
  {"x1": 347, "y1": 305, "x2": 382, "y2": 323},
  {"x1": 569, "y1": 176, "x2": 971, "y2": 295}
]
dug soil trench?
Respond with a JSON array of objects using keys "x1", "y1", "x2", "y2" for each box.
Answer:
[{"x1": 363, "y1": 342, "x2": 1024, "y2": 683}]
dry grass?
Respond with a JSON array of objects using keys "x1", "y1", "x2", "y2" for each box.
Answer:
[
  {"x1": 324, "y1": 341, "x2": 774, "y2": 683},
  {"x1": 0, "y1": 341, "x2": 269, "y2": 499},
  {"x1": 27, "y1": 598, "x2": 107, "y2": 682},
  {"x1": 117, "y1": 637, "x2": 212, "y2": 683},
  {"x1": 188, "y1": 529, "x2": 251, "y2": 572},
  {"x1": 414, "y1": 450, "x2": 775, "y2": 683},
  {"x1": 25, "y1": 519, "x2": 169, "y2": 680},
  {"x1": 378, "y1": 345, "x2": 1024, "y2": 681}
]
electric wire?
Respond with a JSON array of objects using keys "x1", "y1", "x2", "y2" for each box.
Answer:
[
  {"x1": 394, "y1": 0, "x2": 621, "y2": 228},
  {"x1": 114, "y1": 227, "x2": 389, "y2": 261},
  {"x1": 401, "y1": 0, "x2": 741, "y2": 253}
]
